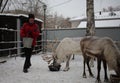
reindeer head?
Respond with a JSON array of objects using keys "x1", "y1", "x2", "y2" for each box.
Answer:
[
  {"x1": 48, "y1": 53, "x2": 61, "y2": 71},
  {"x1": 42, "y1": 53, "x2": 61, "y2": 71},
  {"x1": 42, "y1": 39, "x2": 61, "y2": 71}
]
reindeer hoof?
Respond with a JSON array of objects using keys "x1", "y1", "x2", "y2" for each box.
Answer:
[
  {"x1": 89, "y1": 74, "x2": 94, "y2": 78},
  {"x1": 63, "y1": 68, "x2": 70, "y2": 71},
  {"x1": 83, "y1": 75, "x2": 87, "y2": 78},
  {"x1": 95, "y1": 80, "x2": 101, "y2": 83},
  {"x1": 104, "y1": 79, "x2": 109, "y2": 83}
]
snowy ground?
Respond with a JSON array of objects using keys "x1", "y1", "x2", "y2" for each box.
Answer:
[{"x1": 0, "y1": 53, "x2": 114, "y2": 83}]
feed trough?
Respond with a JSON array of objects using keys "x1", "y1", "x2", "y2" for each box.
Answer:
[
  {"x1": 48, "y1": 64, "x2": 61, "y2": 71},
  {"x1": 110, "y1": 74, "x2": 120, "y2": 83}
]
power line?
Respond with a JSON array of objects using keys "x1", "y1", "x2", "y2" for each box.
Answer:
[
  {"x1": 1, "y1": 0, "x2": 8, "y2": 13},
  {"x1": 38, "y1": 0, "x2": 46, "y2": 5},
  {"x1": 18, "y1": 0, "x2": 25, "y2": 9},
  {"x1": 10, "y1": 0, "x2": 19, "y2": 10},
  {"x1": 49, "y1": 0, "x2": 72, "y2": 9},
  {"x1": 16, "y1": 0, "x2": 22, "y2": 10}
]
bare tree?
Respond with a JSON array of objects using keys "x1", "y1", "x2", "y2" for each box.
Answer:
[
  {"x1": 46, "y1": 13, "x2": 71, "y2": 29},
  {"x1": 108, "y1": 6, "x2": 114, "y2": 12},
  {"x1": 115, "y1": 5, "x2": 120, "y2": 11},
  {"x1": 2, "y1": 0, "x2": 45, "y2": 17},
  {"x1": 102, "y1": 5, "x2": 120, "y2": 12},
  {"x1": 86, "y1": 0, "x2": 95, "y2": 36},
  {"x1": 0, "y1": 0, "x2": 3, "y2": 10},
  {"x1": 1, "y1": 0, "x2": 71, "y2": 29},
  {"x1": 0, "y1": 0, "x2": 8, "y2": 13}
]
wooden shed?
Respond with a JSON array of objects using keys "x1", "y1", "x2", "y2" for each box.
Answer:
[{"x1": 0, "y1": 13, "x2": 43, "y2": 56}]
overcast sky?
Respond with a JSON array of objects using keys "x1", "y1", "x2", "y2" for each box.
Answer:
[{"x1": 46, "y1": 0, "x2": 120, "y2": 18}]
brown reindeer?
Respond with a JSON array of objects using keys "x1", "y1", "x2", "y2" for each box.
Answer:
[{"x1": 80, "y1": 36, "x2": 120, "y2": 83}]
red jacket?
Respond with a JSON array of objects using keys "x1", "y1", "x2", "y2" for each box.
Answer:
[{"x1": 20, "y1": 22, "x2": 40, "y2": 46}]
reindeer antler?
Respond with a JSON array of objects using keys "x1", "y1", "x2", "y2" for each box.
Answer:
[
  {"x1": 42, "y1": 54, "x2": 53, "y2": 64},
  {"x1": 52, "y1": 38, "x2": 59, "y2": 52},
  {"x1": 44, "y1": 38, "x2": 59, "y2": 52},
  {"x1": 42, "y1": 38, "x2": 59, "y2": 64}
]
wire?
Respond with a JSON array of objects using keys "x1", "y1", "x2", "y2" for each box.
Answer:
[
  {"x1": 1, "y1": 0, "x2": 8, "y2": 13},
  {"x1": 49, "y1": 0, "x2": 72, "y2": 9},
  {"x1": 38, "y1": 0, "x2": 46, "y2": 5},
  {"x1": 10, "y1": 0, "x2": 19, "y2": 10},
  {"x1": 18, "y1": 0, "x2": 25, "y2": 9}
]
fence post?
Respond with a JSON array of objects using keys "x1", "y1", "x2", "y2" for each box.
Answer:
[
  {"x1": 17, "y1": 18, "x2": 21, "y2": 56},
  {"x1": 42, "y1": 30, "x2": 45, "y2": 54}
]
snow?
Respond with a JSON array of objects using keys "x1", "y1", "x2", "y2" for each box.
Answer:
[
  {"x1": 77, "y1": 19, "x2": 120, "y2": 28},
  {"x1": 0, "y1": 53, "x2": 114, "y2": 83},
  {"x1": 70, "y1": 11, "x2": 120, "y2": 21},
  {"x1": 95, "y1": 11, "x2": 120, "y2": 19},
  {"x1": 0, "y1": 13, "x2": 43, "y2": 22},
  {"x1": 70, "y1": 11, "x2": 120, "y2": 28},
  {"x1": 70, "y1": 16, "x2": 86, "y2": 21}
]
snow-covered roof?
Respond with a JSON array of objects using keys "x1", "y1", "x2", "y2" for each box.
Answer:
[
  {"x1": 70, "y1": 16, "x2": 86, "y2": 21},
  {"x1": 0, "y1": 13, "x2": 43, "y2": 22},
  {"x1": 70, "y1": 11, "x2": 120, "y2": 28},
  {"x1": 95, "y1": 11, "x2": 120, "y2": 20},
  {"x1": 77, "y1": 19, "x2": 120, "y2": 28},
  {"x1": 70, "y1": 11, "x2": 120, "y2": 21}
]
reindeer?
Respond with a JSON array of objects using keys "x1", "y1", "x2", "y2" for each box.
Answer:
[
  {"x1": 80, "y1": 36, "x2": 120, "y2": 83},
  {"x1": 42, "y1": 38, "x2": 79, "y2": 71},
  {"x1": 42, "y1": 37, "x2": 83, "y2": 71}
]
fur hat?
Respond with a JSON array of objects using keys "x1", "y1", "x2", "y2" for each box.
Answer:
[{"x1": 28, "y1": 14, "x2": 35, "y2": 19}]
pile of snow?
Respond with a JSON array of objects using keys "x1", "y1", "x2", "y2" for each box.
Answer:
[{"x1": 0, "y1": 53, "x2": 114, "y2": 83}]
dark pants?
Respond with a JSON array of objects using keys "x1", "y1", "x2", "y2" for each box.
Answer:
[{"x1": 23, "y1": 47, "x2": 33, "y2": 70}]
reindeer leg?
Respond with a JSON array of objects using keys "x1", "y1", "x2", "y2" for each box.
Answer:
[
  {"x1": 103, "y1": 59, "x2": 109, "y2": 82},
  {"x1": 63, "y1": 55, "x2": 71, "y2": 71},
  {"x1": 86, "y1": 56, "x2": 94, "y2": 77},
  {"x1": 83, "y1": 56, "x2": 87, "y2": 78},
  {"x1": 96, "y1": 58, "x2": 101, "y2": 83},
  {"x1": 72, "y1": 54, "x2": 75, "y2": 60}
]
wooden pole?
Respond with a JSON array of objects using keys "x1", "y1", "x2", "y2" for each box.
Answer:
[{"x1": 86, "y1": 0, "x2": 95, "y2": 36}]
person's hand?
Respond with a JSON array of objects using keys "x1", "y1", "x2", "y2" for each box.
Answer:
[{"x1": 27, "y1": 31, "x2": 32, "y2": 37}]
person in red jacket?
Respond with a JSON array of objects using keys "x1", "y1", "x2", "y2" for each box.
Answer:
[{"x1": 20, "y1": 14, "x2": 40, "y2": 73}]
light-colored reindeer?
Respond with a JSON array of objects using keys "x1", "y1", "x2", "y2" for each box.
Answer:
[
  {"x1": 43, "y1": 37, "x2": 93, "y2": 76},
  {"x1": 42, "y1": 37, "x2": 83, "y2": 71}
]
